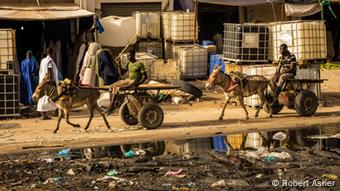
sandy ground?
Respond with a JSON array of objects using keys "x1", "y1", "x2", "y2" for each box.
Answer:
[{"x1": 0, "y1": 69, "x2": 340, "y2": 154}]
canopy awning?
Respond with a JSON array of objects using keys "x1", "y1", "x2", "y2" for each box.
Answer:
[
  {"x1": 194, "y1": 0, "x2": 281, "y2": 6},
  {"x1": 0, "y1": 3, "x2": 94, "y2": 21}
]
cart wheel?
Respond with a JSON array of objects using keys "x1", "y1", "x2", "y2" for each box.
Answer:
[
  {"x1": 294, "y1": 91, "x2": 318, "y2": 117},
  {"x1": 119, "y1": 102, "x2": 138, "y2": 125},
  {"x1": 141, "y1": 141, "x2": 165, "y2": 156},
  {"x1": 263, "y1": 101, "x2": 284, "y2": 115},
  {"x1": 138, "y1": 103, "x2": 164, "y2": 129}
]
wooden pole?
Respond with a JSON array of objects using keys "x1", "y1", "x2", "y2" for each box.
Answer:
[
  {"x1": 281, "y1": 0, "x2": 286, "y2": 21},
  {"x1": 194, "y1": 0, "x2": 198, "y2": 43}
]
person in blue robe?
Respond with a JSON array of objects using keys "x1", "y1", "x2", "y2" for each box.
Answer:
[{"x1": 20, "y1": 50, "x2": 38, "y2": 106}]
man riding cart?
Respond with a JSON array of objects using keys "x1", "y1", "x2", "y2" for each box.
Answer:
[
  {"x1": 272, "y1": 43, "x2": 297, "y2": 102},
  {"x1": 105, "y1": 49, "x2": 148, "y2": 115},
  {"x1": 264, "y1": 43, "x2": 323, "y2": 117}
]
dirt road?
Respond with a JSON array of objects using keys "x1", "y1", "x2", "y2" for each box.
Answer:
[{"x1": 0, "y1": 69, "x2": 340, "y2": 154}]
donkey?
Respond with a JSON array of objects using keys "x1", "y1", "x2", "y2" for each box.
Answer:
[
  {"x1": 206, "y1": 65, "x2": 270, "y2": 120},
  {"x1": 32, "y1": 74, "x2": 111, "y2": 133}
]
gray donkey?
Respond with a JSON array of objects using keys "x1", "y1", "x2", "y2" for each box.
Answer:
[
  {"x1": 206, "y1": 65, "x2": 270, "y2": 120},
  {"x1": 32, "y1": 74, "x2": 111, "y2": 133}
]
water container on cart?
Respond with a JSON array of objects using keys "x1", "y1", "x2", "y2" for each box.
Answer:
[{"x1": 98, "y1": 16, "x2": 137, "y2": 47}]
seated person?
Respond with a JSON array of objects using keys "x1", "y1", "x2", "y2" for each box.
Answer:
[
  {"x1": 105, "y1": 49, "x2": 148, "y2": 115},
  {"x1": 273, "y1": 44, "x2": 297, "y2": 98}
]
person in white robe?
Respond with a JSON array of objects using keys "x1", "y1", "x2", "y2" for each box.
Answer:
[{"x1": 37, "y1": 47, "x2": 60, "y2": 120}]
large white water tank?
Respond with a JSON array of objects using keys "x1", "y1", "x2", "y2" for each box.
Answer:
[{"x1": 98, "y1": 16, "x2": 137, "y2": 47}]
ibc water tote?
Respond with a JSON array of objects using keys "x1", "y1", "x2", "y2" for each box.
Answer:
[{"x1": 98, "y1": 16, "x2": 137, "y2": 47}]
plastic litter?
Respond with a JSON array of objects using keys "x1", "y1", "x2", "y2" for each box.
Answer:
[
  {"x1": 211, "y1": 180, "x2": 226, "y2": 187},
  {"x1": 272, "y1": 132, "x2": 287, "y2": 141},
  {"x1": 172, "y1": 96, "x2": 185, "y2": 105},
  {"x1": 211, "y1": 179, "x2": 249, "y2": 188},
  {"x1": 263, "y1": 156, "x2": 276, "y2": 163},
  {"x1": 124, "y1": 150, "x2": 136, "y2": 158},
  {"x1": 97, "y1": 176, "x2": 127, "y2": 183},
  {"x1": 107, "y1": 170, "x2": 118, "y2": 177},
  {"x1": 44, "y1": 158, "x2": 54, "y2": 163},
  {"x1": 165, "y1": 168, "x2": 183, "y2": 177},
  {"x1": 322, "y1": 174, "x2": 338, "y2": 180},
  {"x1": 56, "y1": 148, "x2": 71, "y2": 160},
  {"x1": 67, "y1": 169, "x2": 75, "y2": 176},
  {"x1": 43, "y1": 177, "x2": 62, "y2": 184},
  {"x1": 109, "y1": 181, "x2": 117, "y2": 188}
]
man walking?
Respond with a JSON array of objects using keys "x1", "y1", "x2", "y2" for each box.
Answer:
[{"x1": 37, "y1": 47, "x2": 60, "y2": 120}]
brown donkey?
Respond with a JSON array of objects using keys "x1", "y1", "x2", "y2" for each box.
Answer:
[
  {"x1": 206, "y1": 66, "x2": 269, "y2": 120},
  {"x1": 32, "y1": 74, "x2": 111, "y2": 133}
]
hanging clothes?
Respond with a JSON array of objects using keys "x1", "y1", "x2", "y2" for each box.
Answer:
[
  {"x1": 95, "y1": 49, "x2": 120, "y2": 86},
  {"x1": 73, "y1": 43, "x2": 87, "y2": 81},
  {"x1": 79, "y1": 42, "x2": 101, "y2": 86},
  {"x1": 20, "y1": 51, "x2": 37, "y2": 106}
]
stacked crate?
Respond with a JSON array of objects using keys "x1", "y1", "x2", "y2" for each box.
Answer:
[
  {"x1": 0, "y1": 29, "x2": 19, "y2": 117},
  {"x1": 135, "y1": 12, "x2": 163, "y2": 59},
  {"x1": 162, "y1": 12, "x2": 207, "y2": 79},
  {"x1": 223, "y1": 23, "x2": 272, "y2": 107}
]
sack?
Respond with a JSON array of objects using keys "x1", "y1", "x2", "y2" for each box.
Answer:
[
  {"x1": 82, "y1": 68, "x2": 96, "y2": 86},
  {"x1": 37, "y1": 95, "x2": 57, "y2": 112}
]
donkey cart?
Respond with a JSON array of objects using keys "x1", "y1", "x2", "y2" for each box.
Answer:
[
  {"x1": 264, "y1": 79, "x2": 324, "y2": 117},
  {"x1": 96, "y1": 84, "x2": 180, "y2": 129}
]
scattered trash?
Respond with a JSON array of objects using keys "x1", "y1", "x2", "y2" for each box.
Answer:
[
  {"x1": 256, "y1": 174, "x2": 264, "y2": 179},
  {"x1": 272, "y1": 132, "x2": 287, "y2": 141},
  {"x1": 239, "y1": 147, "x2": 291, "y2": 160},
  {"x1": 43, "y1": 177, "x2": 62, "y2": 184},
  {"x1": 211, "y1": 179, "x2": 249, "y2": 188},
  {"x1": 211, "y1": 179, "x2": 225, "y2": 187},
  {"x1": 109, "y1": 181, "x2": 117, "y2": 188},
  {"x1": 165, "y1": 168, "x2": 184, "y2": 177},
  {"x1": 67, "y1": 169, "x2": 75, "y2": 176},
  {"x1": 97, "y1": 176, "x2": 127, "y2": 183},
  {"x1": 135, "y1": 149, "x2": 146, "y2": 156},
  {"x1": 107, "y1": 170, "x2": 118, "y2": 177},
  {"x1": 172, "y1": 96, "x2": 185, "y2": 105},
  {"x1": 94, "y1": 186, "x2": 99, "y2": 190},
  {"x1": 44, "y1": 158, "x2": 54, "y2": 163},
  {"x1": 263, "y1": 156, "x2": 276, "y2": 163},
  {"x1": 123, "y1": 150, "x2": 136, "y2": 158},
  {"x1": 30, "y1": 184, "x2": 37, "y2": 189},
  {"x1": 56, "y1": 148, "x2": 71, "y2": 160},
  {"x1": 322, "y1": 174, "x2": 338, "y2": 180}
]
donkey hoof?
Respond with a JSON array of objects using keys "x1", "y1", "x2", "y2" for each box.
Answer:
[
  {"x1": 246, "y1": 117, "x2": 250, "y2": 120},
  {"x1": 255, "y1": 115, "x2": 259, "y2": 118},
  {"x1": 73, "y1": 124, "x2": 81, "y2": 128},
  {"x1": 53, "y1": 130, "x2": 58, "y2": 134},
  {"x1": 218, "y1": 117, "x2": 223, "y2": 121},
  {"x1": 269, "y1": 115, "x2": 273, "y2": 118}
]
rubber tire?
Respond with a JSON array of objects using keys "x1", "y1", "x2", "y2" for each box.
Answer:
[
  {"x1": 119, "y1": 102, "x2": 138, "y2": 126},
  {"x1": 138, "y1": 103, "x2": 164, "y2": 129},
  {"x1": 141, "y1": 141, "x2": 166, "y2": 156},
  {"x1": 294, "y1": 91, "x2": 318, "y2": 117},
  {"x1": 171, "y1": 79, "x2": 203, "y2": 98},
  {"x1": 263, "y1": 101, "x2": 284, "y2": 115}
]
